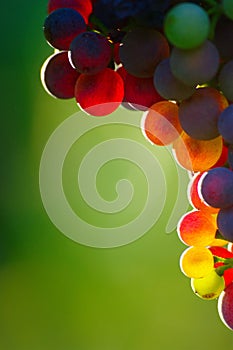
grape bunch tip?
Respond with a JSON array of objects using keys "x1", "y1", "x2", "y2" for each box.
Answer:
[{"x1": 41, "y1": 0, "x2": 233, "y2": 331}]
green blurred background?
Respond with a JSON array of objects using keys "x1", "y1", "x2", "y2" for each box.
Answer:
[{"x1": 1, "y1": 1, "x2": 233, "y2": 349}]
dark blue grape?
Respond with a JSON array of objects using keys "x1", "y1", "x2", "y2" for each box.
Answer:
[
  {"x1": 217, "y1": 206, "x2": 233, "y2": 242},
  {"x1": 228, "y1": 147, "x2": 233, "y2": 169},
  {"x1": 218, "y1": 104, "x2": 233, "y2": 144},
  {"x1": 43, "y1": 8, "x2": 86, "y2": 50},
  {"x1": 200, "y1": 167, "x2": 233, "y2": 209}
]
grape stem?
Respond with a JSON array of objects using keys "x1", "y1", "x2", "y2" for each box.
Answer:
[{"x1": 214, "y1": 256, "x2": 233, "y2": 276}]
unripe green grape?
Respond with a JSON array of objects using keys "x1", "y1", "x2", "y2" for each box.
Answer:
[
  {"x1": 191, "y1": 269, "x2": 225, "y2": 300},
  {"x1": 223, "y1": 0, "x2": 233, "y2": 21},
  {"x1": 164, "y1": 3, "x2": 210, "y2": 50}
]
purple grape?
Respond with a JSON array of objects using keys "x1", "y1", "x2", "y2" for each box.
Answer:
[
  {"x1": 69, "y1": 31, "x2": 112, "y2": 74},
  {"x1": 218, "y1": 282, "x2": 233, "y2": 330},
  {"x1": 218, "y1": 104, "x2": 233, "y2": 144},
  {"x1": 228, "y1": 147, "x2": 233, "y2": 169},
  {"x1": 200, "y1": 167, "x2": 233, "y2": 209},
  {"x1": 217, "y1": 206, "x2": 233, "y2": 242},
  {"x1": 43, "y1": 8, "x2": 86, "y2": 50},
  {"x1": 218, "y1": 60, "x2": 233, "y2": 102},
  {"x1": 153, "y1": 58, "x2": 195, "y2": 101}
]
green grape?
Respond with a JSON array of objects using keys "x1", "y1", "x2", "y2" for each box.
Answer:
[
  {"x1": 191, "y1": 269, "x2": 225, "y2": 300},
  {"x1": 164, "y1": 3, "x2": 210, "y2": 49},
  {"x1": 223, "y1": 0, "x2": 233, "y2": 21}
]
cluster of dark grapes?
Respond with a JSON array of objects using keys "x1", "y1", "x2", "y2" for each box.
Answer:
[{"x1": 41, "y1": 0, "x2": 233, "y2": 330}]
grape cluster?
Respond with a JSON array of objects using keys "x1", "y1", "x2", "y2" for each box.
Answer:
[{"x1": 41, "y1": 0, "x2": 233, "y2": 330}]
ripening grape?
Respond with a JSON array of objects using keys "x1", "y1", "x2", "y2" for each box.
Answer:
[
  {"x1": 214, "y1": 15, "x2": 233, "y2": 62},
  {"x1": 180, "y1": 246, "x2": 214, "y2": 279},
  {"x1": 153, "y1": 58, "x2": 195, "y2": 101},
  {"x1": 179, "y1": 87, "x2": 228, "y2": 140},
  {"x1": 47, "y1": 0, "x2": 93, "y2": 23},
  {"x1": 218, "y1": 104, "x2": 233, "y2": 144},
  {"x1": 164, "y1": 3, "x2": 210, "y2": 50},
  {"x1": 170, "y1": 41, "x2": 220, "y2": 87},
  {"x1": 41, "y1": 52, "x2": 80, "y2": 99},
  {"x1": 188, "y1": 172, "x2": 219, "y2": 214},
  {"x1": 218, "y1": 282, "x2": 233, "y2": 330},
  {"x1": 200, "y1": 167, "x2": 233, "y2": 209},
  {"x1": 217, "y1": 206, "x2": 233, "y2": 242},
  {"x1": 210, "y1": 143, "x2": 228, "y2": 169},
  {"x1": 223, "y1": 0, "x2": 233, "y2": 21},
  {"x1": 69, "y1": 31, "x2": 112, "y2": 74},
  {"x1": 74, "y1": 68, "x2": 124, "y2": 116},
  {"x1": 177, "y1": 210, "x2": 217, "y2": 247},
  {"x1": 123, "y1": 72, "x2": 164, "y2": 111},
  {"x1": 173, "y1": 132, "x2": 223, "y2": 172},
  {"x1": 191, "y1": 269, "x2": 225, "y2": 300},
  {"x1": 119, "y1": 27, "x2": 170, "y2": 78},
  {"x1": 142, "y1": 101, "x2": 182, "y2": 146},
  {"x1": 218, "y1": 60, "x2": 233, "y2": 102},
  {"x1": 43, "y1": 8, "x2": 86, "y2": 50}
]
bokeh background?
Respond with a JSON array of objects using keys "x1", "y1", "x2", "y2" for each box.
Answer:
[{"x1": 1, "y1": 1, "x2": 233, "y2": 349}]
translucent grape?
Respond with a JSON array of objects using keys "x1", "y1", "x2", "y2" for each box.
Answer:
[
  {"x1": 218, "y1": 282, "x2": 233, "y2": 330},
  {"x1": 191, "y1": 269, "x2": 225, "y2": 300},
  {"x1": 179, "y1": 87, "x2": 228, "y2": 140},
  {"x1": 170, "y1": 41, "x2": 220, "y2": 87},
  {"x1": 74, "y1": 68, "x2": 124, "y2": 116},
  {"x1": 180, "y1": 246, "x2": 214, "y2": 278},
  {"x1": 164, "y1": 3, "x2": 210, "y2": 49},
  {"x1": 173, "y1": 132, "x2": 223, "y2": 172},
  {"x1": 200, "y1": 167, "x2": 233, "y2": 209},
  {"x1": 153, "y1": 58, "x2": 195, "y2": 101},
  {"x1": 123, "y1": 72, "x2": 164, "y2": 111},
  {"x1": 178, "y1": 210, "x2": 217, "y2": 247},
  {"x1": 119, "y1": 27, "x2": 169, "y2": 78},
  {"x1": 41, "y1": 52, "x2": 80, "y2": 99},
  {"x1": 142, "y1": 101, "x2": 182, "y2": 146},
  {"x1": 218, "y1": 104, "x2": 233, "y2": 144}
]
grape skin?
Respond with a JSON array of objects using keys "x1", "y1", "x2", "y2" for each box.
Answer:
[
  {"x1": 218, "y1": 60, "x2": 233, "y2": 102},
  {"x1": 218, "y1": 282, "x2": 233, "y2": 330},
  {"x1": 170, "y1": 41, "x2": 220, "y2": 87},
  {"x1": 164, "y1": 3, "x2": 210, "y2": 50},
  {"x1": 217, "y1": 206, "x2": 233, "y2": 243},
  {"x1": 218, "y1": 104, "x2": 233, "y2": 144}
]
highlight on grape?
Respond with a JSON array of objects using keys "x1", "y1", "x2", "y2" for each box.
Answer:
[{"x1": 40, "y1": 0, "x2": 233, "y2": 331}]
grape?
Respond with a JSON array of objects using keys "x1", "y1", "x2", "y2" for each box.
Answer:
[
  {"x1": 214, "y1": 15, "x2": 233, "y2": 62},
  {"x1": 210, "y1": 143, "x2": 228, "y2": 169},
  {"x1": 228, "y1": 147, "x2": 233, "y2": 169},
  {"x1": 47, "y1": 0, "x2": 93, "y2": 23},
  {"x1": 74, "y1": 68, "x2": 124, "y2": 116},
  {"x1": 173, "y1": 132, "x2": 223, "y2": 172},
  {"x1": 178, "y1": 210, "x2": 217, "y2": 247},
  {"x1": 153, "y1": 58, "x2": 195, "y2": 101},
  {"x1": 142, "y1": 101, "x2": 182, "y2": 146},
  {"x1": 200, "y1": 167, "x2": 233, "y2": 209},
  {"x1": 191, "y1": 269, "x2": 225, "y2": 300},
  {"x1": 180, "y1": 246, "x2": 214, "y2": 279},
  {"x1": 218, "y1": 104, "x2": 233, "y2": 144},
  {"x1": 119, "y1": 27, "x2": 169, "y2": 78},
  {"x1": 69, "y1": 31, "x2": 112, "y2": 75},
  {"x1": 123, "y1": 72, "x2": 164, "y2": 111},
  {"x1": 179, "y1": 87, "x2": 228, "y2": 140},
  {"x1": 223, "y1": 0, "x2": 233, "y2": 21},
  {"x1": 170, "y1": 41, "x2": 220, "y2": 87},
  {"x1": 164, "y1": 3, "x2": 210, "y2": 50},
  {"x1": 188, "y1": 172, "x2": 220, "y2": 214},
  {"x1": 200, "y1": 167, "x2": 233, "y2": 208},
  {"x1": 218, "y1": 282, "x2": 233, "y2": 330},
  {"x1": 41, "y1": 52, "x2": 80, "y2": 99},
  {"x1": 217, "y1": 206, "x2": 233, "y2": 242},
  {"x1": 218, "y1": 60, "x2": 233, "y2": 102},
  {"x1": 43, "y1": 8, "x2": 86, "y2": 50}
]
